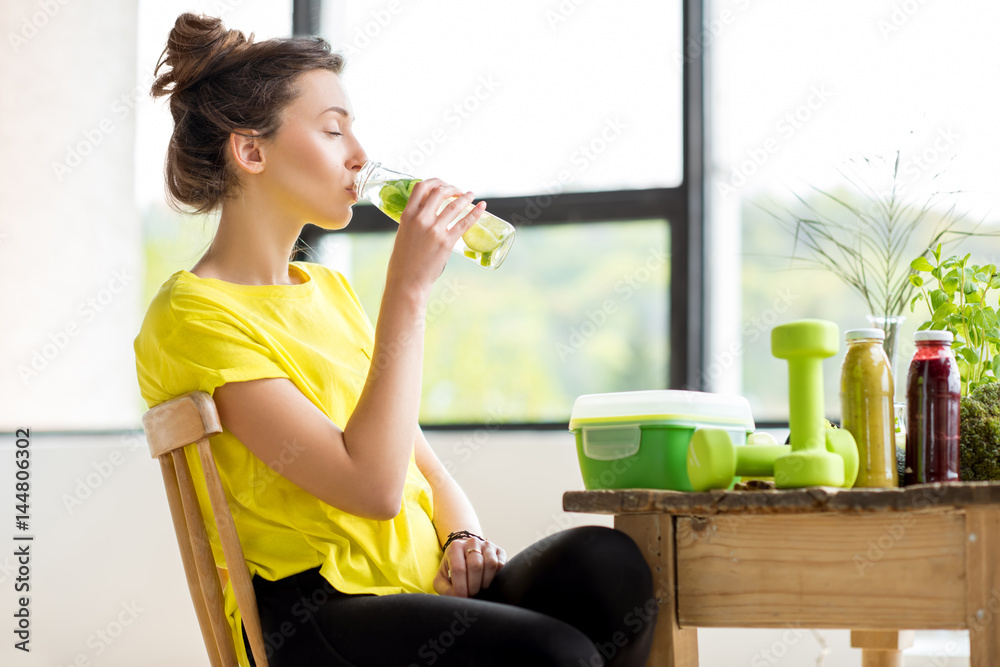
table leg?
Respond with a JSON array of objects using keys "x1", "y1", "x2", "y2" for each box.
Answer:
[
  {"x1": 965, "y1": 508, "x2": 1000, "y2": 667},
  {"x1": 850, "y1": 630, "x2": 914, "y2": 667},
  {"x1": 614, "y1": 514, "x2": 699, "y2": 667}
]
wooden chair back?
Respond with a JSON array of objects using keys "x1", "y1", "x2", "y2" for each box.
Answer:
[{"x1": 142, "y1": 391, "x2": 269, "y2": 667}]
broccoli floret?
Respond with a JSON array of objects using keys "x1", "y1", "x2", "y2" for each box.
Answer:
[{"x1": 960, "y1": 382, "x2": 1000, "y2": 481}]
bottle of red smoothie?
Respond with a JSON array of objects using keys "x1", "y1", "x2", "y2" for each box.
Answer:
[{"x1": 903, "y1": 330, "x2": 961, "y2": 485}]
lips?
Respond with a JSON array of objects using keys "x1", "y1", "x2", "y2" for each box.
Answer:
[{"x1": 346, "y1": 187, "x2": 358, "y2": 203}]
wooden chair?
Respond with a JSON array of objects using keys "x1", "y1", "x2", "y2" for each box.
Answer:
[{"x1": 142, "y1": 391, "x2": 269, "y2": 667}]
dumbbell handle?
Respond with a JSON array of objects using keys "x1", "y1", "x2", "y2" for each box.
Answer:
[
  {"x1": 737, "y1": 445, "x2": 790, "y2": 476},
  {"x1": 787, "y1": 357, "x2": 826, "y2": 452}
]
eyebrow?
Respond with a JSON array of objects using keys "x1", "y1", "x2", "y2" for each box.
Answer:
[{"x1": 320, "y1": 106, "x2": 355, "y2": 122}]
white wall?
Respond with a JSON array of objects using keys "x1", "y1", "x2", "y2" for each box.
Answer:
[
  {"x1": 1, "y1": 0, "x2": 143, "y2": 430},
  {"x1": 0, "y1": 431, "x2": 968, "y2": 666}
]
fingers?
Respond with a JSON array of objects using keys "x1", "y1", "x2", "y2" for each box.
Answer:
[
  {"x1": 462, "y1": 544, "x2": 487, "y2": 597},
  {"x1": 448, "y1": 200, "x2": 487, "y2": 238},
  {"x1": 433, "y1": 560, "x2": 454, "y2": 597},
  {"x1": 480, "y1": 539, "x2": 506, "y2": 589},
  {"x1": 439, "y1": 537, "x2": 506, "y2": 598},
  {"x1": 445, "y1": 551, "x2": 469, "y2": 598},
  {"x1": 409, "y1": 179, "x2": 464, "y2": 220},
  {"x1": 437, "y1": 191, "x2": 477, "y2": 229}
]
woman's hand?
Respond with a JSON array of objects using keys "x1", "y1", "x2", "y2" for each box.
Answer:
[
  {"x1": 433, "y1": 536, "x2": 507, "y2": 598},
  {"x1": 386, "y1": 178, "x2": 487, "y2": 294}
]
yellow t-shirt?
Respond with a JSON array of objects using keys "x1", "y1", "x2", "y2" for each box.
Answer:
[{"x1": 133, "y1": 261, "x2": 443, "y2": 667}]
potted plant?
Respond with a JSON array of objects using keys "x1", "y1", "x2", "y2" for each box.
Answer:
[{"x1": 761, "y1": 151, "x2": 982, "y2": 374}]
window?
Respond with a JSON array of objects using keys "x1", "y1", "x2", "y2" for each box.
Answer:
[
  {"x1": 303, "y1": 0, "x2": 695, "y2": 427},
  {"x1": 317, "y1": 220, "x2": 670, "y2": 425},
  {"x1": 708, "y1": 0, "x2": 1000, "y2": 423}
]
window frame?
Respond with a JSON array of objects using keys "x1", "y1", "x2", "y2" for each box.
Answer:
[{"x1": 293, "y1": 0, "x2": 708, "y2": 430}]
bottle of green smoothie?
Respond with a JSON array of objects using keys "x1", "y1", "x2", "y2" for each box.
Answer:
[
  {"x1": 354, "y1": 161, "x2": 516, "y2": 270},
  {"x1": 840, "y1": 329, "x2": 897, "y2": 487}
]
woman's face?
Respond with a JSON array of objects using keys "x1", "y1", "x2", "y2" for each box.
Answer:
[{"x1": 257, "y1": 69, "x2": 367, "y2": 229}]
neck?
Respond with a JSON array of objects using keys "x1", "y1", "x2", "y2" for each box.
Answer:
[{"x1": 195, "y1": 185, "x2": 305, "y2": 286}]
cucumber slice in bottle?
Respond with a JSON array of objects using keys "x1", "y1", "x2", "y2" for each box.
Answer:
[
  {"x1": 378, "y1": 179, "x2": 422, "y2": 218},
  {"x1": 462, "y1": 224, "x2": 501, "y2": 253}
]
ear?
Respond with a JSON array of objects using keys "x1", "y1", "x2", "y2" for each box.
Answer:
[{"x1": 229, "y1": 129, "x2": 265, "y2": 175}]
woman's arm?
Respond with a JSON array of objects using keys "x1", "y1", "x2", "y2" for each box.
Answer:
[
  {"x1": 415, "y1": 429, "x2": 507, "y2": 598},
  {"x1": 413, "y1": 429, "x2": 483, "y2": 543}
]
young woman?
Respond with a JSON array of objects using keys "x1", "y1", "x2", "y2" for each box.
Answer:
[{"x1": 134, "y1": 13, "x2": 656, "y2": 667}]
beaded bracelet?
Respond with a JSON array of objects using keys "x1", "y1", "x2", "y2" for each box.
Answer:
[{"x1": 443, "y1": 530, "x2": 483, "y2": 550}]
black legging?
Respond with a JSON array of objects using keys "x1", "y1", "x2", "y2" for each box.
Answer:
[{"x1": 241, "y1": 526, "x2": 657, "y2": 666}]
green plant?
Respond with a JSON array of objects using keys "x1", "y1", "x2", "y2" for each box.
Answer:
[
  {"x1": 909, "y1": 245, "x2": 1000, "y2": 395},
  {"x1": 764, "y1": 153, "x2": 973, "y2": 317},
  {"x1": 958, "y1": 382, "x2": 1000, "y2": 481}
]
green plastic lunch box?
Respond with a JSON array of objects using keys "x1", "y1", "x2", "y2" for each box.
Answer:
[{"x1": 569, "y1": 390, "x2": 756, "y2": 491}]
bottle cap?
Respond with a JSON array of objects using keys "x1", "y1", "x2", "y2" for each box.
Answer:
[
  {"x1": 914, "y1": 330, "x2": 954, "y2": 343},
  {"x1": 845, "y1": 328, "x2": 885, "y2": 341}
]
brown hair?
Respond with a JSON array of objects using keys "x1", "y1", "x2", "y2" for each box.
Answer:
[{"x1": 151, "y1": 13, "x2": 344, "y2": 214}]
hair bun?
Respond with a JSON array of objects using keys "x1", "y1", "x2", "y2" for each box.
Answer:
[{"x1": 151, "y1": 13, "x2": 251, "y2": 99}]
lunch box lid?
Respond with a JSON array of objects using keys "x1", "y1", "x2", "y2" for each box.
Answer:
[{"x1": 569, "y1": 390, "x2": 755, "y2": 431}]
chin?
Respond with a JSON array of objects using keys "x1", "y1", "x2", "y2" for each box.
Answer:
[{"x1": 312, "y1": 208, "x2": 353, "y2": 231}]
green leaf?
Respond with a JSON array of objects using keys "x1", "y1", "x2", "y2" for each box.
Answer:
[
  {"x1": 930, "y1": 289, "x2": 950, "y2": 311},
  {"x1": 910, "y1": 293, "x2": 924, "y2": 311},
  {"x1": 942, "y1": 275, "x2": 960, "y2": 294},
  {"x1": 933, "y1": 243, "x2": 942, "y2": 262},
  {"x1": 911, "y1": 256, "x2": 935, "y2": 272},
  {"x1": 933, "y1": 301, "x2": 957, "y2": 321},
  {"x1": 909, "y1": 274, "x2": 924, "y2": 288},
  {"x1": 964, "y1": 347, "x2": 980, "y2": 365},
  {"x1": 918, "y1": 320, "x2": 933, "y2": 331},
  {"x1": 967, "y1": 291, "x2": 982, "y2": 305},
  {"x1": 993, "y1": 354, "x2": 1000, "y2": 377}
]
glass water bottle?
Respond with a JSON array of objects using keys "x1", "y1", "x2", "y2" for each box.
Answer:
[{"x1": 354, "y1": 161, "x2": 516, "y2": 270}]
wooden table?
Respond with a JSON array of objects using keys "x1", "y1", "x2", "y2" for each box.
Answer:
[{"x1": 564, "y1": 482, "x2": 1000, "y2": 667}]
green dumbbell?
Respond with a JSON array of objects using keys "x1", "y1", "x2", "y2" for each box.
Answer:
[
  {"x1": 686, "y1": 427, "x2": 858, "y2": 491},
  {"x1": 771, "y1": 319, "x2": 856, "y2": 488},
  {"x1": 686, "y1": 428, "x2": 790, "y2": 491}
]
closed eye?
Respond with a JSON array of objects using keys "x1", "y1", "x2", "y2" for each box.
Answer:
[{"x1": 326, "y1": 131, "x2": 343, "y2": 137}]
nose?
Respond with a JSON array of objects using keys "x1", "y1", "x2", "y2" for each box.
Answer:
[{"x1": 349, "y1": 136, "x2": 368, "y2": 173}]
